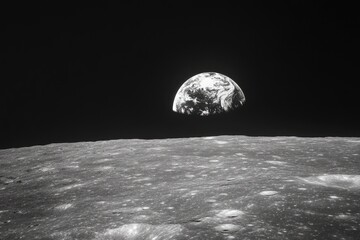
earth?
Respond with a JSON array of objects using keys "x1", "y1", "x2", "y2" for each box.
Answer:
[
  {"x1": 172, "y1": 72, "x2": 245, "y2": 116},
  {"x1": 1, "y1": 136, "x2": 360, "y2": 240}
]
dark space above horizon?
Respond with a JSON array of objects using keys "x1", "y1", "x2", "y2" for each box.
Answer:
[{"x1": 2, "y1": 1, "x2": 359, "y2": 148}]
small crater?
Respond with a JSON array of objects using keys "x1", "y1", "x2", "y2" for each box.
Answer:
[
  {"x1": 209, "y1": 160, "x2": 220, "y2": 163},
  {"x1": 39, "y1": 167, "x2": 55, "y2": 172},
  {"x1": 265, "y1": 160, "x2": 286, "y2": 166},
  {"x1": 216, "y1": 209, "x2": 244, "y2": 219},
  {"x1": 190, "y1": 219, "x2": 202, "y2": 223},
  {"x1": 226, "y1": 178, "x2": 236, "y2": 182},
  {"x1": 27, "y1": 223, "x2": 39, "y2": 228},
  {"x1": 111, "y1": 207, "x2": 144, "y2": 215},
  {"x1": 57, "y1": 183, "x2": 85, "y2": 192},
  {"x1": 259, "y1": 190, "x2": 278, "y2": 196},
  {"x1": 214, "y1": 224, "x2": 241, "y2": 232},
  {"x1": 0, "y1": 176, "x2": 17, "y2": 185},
  {"x1": 55, "y1": 203, "x2": 73, "y2": 210}
]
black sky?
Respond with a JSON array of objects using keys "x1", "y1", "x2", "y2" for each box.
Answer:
[{"x1": 2, "y1": 1, "x2": 359, "y2": 149}]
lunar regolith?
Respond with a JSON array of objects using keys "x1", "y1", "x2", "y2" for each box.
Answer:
[{"x1": 1, "y1": 136, "x2": 360, "y2": 239}]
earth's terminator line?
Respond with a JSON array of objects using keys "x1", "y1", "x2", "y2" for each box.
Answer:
[{"x1": 172, "y1": 72, "x2": 245, "y2": 116}]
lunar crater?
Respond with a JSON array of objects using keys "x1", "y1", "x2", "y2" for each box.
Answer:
[{"x1": 300, "y1": 174, "x2": 360, "y2": 189}]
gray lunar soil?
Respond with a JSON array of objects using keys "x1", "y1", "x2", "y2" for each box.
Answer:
[{"x1": 1, "y1": 136, "x2": 360, "y2": 240}]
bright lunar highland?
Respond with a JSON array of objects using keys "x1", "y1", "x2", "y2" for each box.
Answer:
[{"x1": 172, "y1": 72, "x2": 245, "y2": 116}]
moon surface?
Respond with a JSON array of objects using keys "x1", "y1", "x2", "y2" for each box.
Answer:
[
  {"x1": 1, "y1": 136, "x2": 360, "y2": 239},
  {"x1": 172, "y1": 72, "x2": 245, "y2": 116}
]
